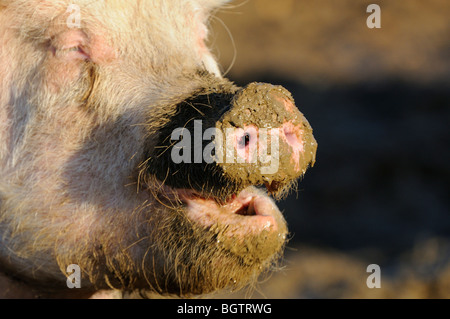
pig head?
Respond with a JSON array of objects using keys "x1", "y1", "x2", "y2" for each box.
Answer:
[{"x1": 0, "y1": 0, "x2": 317, "y2": 298}]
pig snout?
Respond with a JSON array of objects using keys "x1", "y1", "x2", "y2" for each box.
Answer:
[
  {"x1": 145, "y1": 80, "x2": 317, "y2": 202},
  {"x1": 141, "y1": 78, "x2": 317, "y2": 290}
]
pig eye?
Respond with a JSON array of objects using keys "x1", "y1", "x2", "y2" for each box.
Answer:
[
  {"x1": 68, "y1": 47, "x2": 81, "y2": 52},
  {"x1": 65, "y1": 46, "x2": 90, "y2": 60},
  {"x1": 53, "y1": 45, "x2": 90, "y2": 61}
]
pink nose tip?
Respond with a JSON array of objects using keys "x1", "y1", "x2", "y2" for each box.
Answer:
[{"x1": 216, "y1": 81, "x2": 317, "y2": 194}]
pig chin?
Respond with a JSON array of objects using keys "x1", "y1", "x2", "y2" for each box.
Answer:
[{"x1": 146, "y1": 184, "x2": 288, "y2": 296}]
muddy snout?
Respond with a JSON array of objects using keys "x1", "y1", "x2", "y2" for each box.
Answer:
[{"x1": 146, "y1": 81, "x2": 317, "y2": 201}]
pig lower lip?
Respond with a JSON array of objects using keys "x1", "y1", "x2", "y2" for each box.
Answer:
[{"x1": 179, "y1": 190, "x2": 281, "y2": 235}]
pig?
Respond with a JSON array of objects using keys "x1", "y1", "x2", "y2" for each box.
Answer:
[{"x1": 0, "y1": 0, "x2": 317, "y2": 298}]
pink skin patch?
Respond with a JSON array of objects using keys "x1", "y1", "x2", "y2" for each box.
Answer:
[
  {"x1": 274, "y1": 96, "x2": 296, "y2": 114},
  {"x1": 281, "y1": 121, "x2": 304, "y2": 172},
  {"x1": 272, "y1": 95, "x2": 306, "y2": 172},
  {"x1": 283, "y1": 98, "x2": 296, "y2": 114}
]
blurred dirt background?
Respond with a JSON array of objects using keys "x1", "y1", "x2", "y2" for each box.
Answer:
[{"x1": 207, "y1": 0, "x2": 450, "y2": 298}]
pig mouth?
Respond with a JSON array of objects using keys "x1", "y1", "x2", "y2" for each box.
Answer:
[
  {"x1": 176, "y1": 187, "x2": 286, "y2": 237},
  {"x1": 139, "y1": 183, "x2": 289, "y2": 294},
  {"x1": 154, "y1": 184, "x2": 289, "y2": 267}
]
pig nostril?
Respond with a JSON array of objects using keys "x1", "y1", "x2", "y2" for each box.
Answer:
[
  {"x1": 238, "y1": 133, "x2": 251, "y2": 149},
  {"x1": 285, "y1": 131, "x2": 296, "y2": 144},
  {"x1": 284, "y1": 127, "x2": 303, "y2": 151}
]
